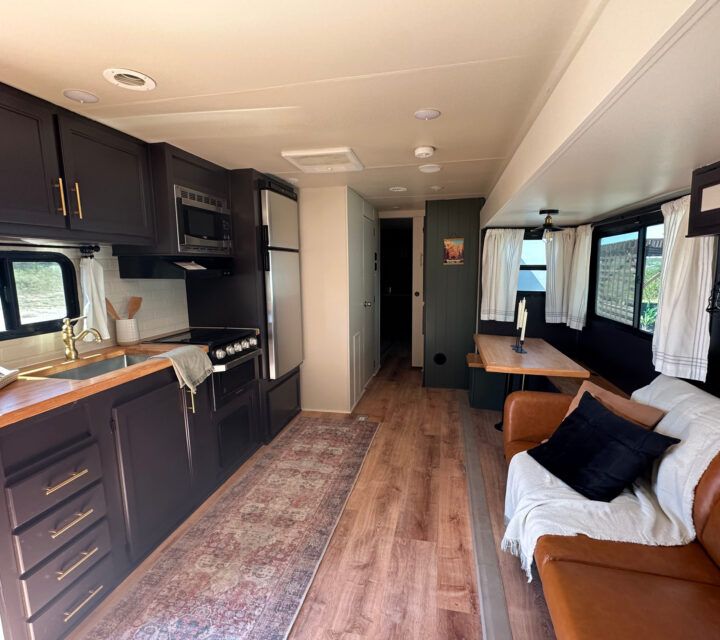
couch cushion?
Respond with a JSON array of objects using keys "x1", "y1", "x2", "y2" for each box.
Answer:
[
  {"x1": 535, "y1": 534, "x2": 720, "y2": 585},
  {"x1": 694, "y1": 455, "x2": 720, "y2": 565},
  {"x1": 504, "y1": 439, "x2": 537, "y2": 460},
  {"x1": 528, "y1": 393, "x2": 680, "y2": 502},
  {"x1": 565, "y1": 380, "x2": 664, "y2": 428},
  {"x1": 539, "y1": 559, "x2": 720, "y2": 640}
]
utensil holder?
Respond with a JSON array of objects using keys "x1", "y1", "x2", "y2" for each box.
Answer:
[{"x1": 115, "y1": 318, "x2": 140, "y2": 345}]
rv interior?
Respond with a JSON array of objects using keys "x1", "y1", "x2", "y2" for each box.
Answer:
[{"x1": 1, "y1": 1, "x2": 720, "y2": 639}]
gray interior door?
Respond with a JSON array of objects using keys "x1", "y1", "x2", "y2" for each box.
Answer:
[{"x1": 266, "y1": 249, "x2": 304, "y2": 379}]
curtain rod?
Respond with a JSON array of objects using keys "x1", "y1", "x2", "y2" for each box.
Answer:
[{"x1": 0, "y1": 242, "x2": 100, "y2": 254}]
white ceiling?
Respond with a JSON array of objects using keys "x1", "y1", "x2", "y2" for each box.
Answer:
[
  {"x1": 489, "y1": 1, "x2": 720, "y2": 227},
  {"x1": 0, "y1": 0, "x2": 597, "y2": 210}
]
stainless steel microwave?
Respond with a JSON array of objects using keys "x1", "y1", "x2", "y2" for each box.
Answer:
[{"x1": 174, "y1": 184, "x2": 232, "y2": 255}]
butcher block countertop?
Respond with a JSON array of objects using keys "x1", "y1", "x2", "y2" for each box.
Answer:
[{"x1": 0, "y1": 342, "x2": 204, "y2": 429}]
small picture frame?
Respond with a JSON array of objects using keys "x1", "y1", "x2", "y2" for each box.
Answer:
[{"x1": 443, "y1": 237, "x2": 464, "y2": 265}]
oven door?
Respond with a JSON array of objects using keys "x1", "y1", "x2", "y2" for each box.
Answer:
[
  {"x1": 214, "y1": 381, "x2": 261, "y2": 471},
  {"x1": 176, "y1": 198, "x2": 232, "y2": 254}
]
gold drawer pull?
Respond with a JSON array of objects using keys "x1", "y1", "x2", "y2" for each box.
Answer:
[
  {"x1": 50, "y1": 508, "x2": 94, "y2": 540},
  {"x1": 45, "y1": 468, "x2": 89, "y2": 496},
  {"x1": 56, "y1": 546, "x2": 99, "y2": 582},
  {"x1": 63, "y1": 585, "x2": 103, "y2": 623}
]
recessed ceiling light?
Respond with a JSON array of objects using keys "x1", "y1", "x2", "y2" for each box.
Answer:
[
  {"x1": 429, "y1": 185, "x2": 444, "y2": 192},
  {"x1": 62, "y1": 89, "x2": 99, "y2": 104},
  {"x1": 103, "y1": 68, "x2": 156, "y2": 91},
  {"x1": 287, "y1": 177, "x2": 299, "y2": 185},
  {"x1": 389, "y1": 186, "x2": 408, "y2": 192},
  {"x1": 392, "y1": 206, "x2": 400, "y2": 209},
  {"x1": 414, "y1": 108, "x2": 441, "y2": 121},
  {"x1": 419, "y1": 164, "x2": 442, "y2": 174}
]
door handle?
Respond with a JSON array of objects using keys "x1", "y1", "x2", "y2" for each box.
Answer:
[
  {"x1": 364, "y1": 301, "x2": 373, "y2": 307},
  {"x1": 73, "y1": 182, "x2": 84, "y2": 219}
]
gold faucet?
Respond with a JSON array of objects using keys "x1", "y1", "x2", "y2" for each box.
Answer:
[{"x1": 62, "y1": 316, "x2": 102, "y2": 361}]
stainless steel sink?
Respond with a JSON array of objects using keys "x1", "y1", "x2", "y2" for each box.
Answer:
[{"x1": 47, "y1": 354, "x2": 152, "y2": 380}]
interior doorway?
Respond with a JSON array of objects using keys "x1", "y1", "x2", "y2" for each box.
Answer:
[{"x1": 380, "y1": 218, "x2": 413, "y2": 359}]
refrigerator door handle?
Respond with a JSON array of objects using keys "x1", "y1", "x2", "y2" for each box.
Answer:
[
  {"x1": 262, "y1": 249, "x2": 270, "y2": 272},
  {"x1": 261, "y1": 224, "x2": 269, "y2": 248}
]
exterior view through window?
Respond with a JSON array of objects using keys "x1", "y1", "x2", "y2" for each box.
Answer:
[
  {"x1": 0, "y1": 252, "x2": 78, "y2": 339},
  {"x1": 595, "y1": 223, "x2": 664, "y2": 332},
  {"x1": 518, "y1": 239, "x2": 547, "y2": 292}
]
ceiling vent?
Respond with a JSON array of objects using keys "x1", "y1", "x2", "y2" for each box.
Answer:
[
  {"x1": 103, "y1": 68, "x2": 157, "y2": 91},
  {"x1": 281, "y1": 147, "x2": 364, "y2": 173}
]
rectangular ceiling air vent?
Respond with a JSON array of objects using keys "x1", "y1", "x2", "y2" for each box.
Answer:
[{"x1": 281, "y1": 147, "x2": 364, "y2": 173}]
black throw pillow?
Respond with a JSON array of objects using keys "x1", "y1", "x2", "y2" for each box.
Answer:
[{"x1": 528, "y1": 392, "x2": 680, "y2": 502}]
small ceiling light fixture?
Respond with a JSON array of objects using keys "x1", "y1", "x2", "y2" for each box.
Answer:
[
  {"x1": 287, "y1": 177, "x2": 300, "y2": 185},
  {"x1": 389, "y1": 186, "x2": 408, "y2": 192},
  {"x1": 429, "y1": 185, "x2": 444, "y2": 192},
  {"x1": 414, "y1": 145, "x2": 435, "y2": 159},
  {"x1": 414, "y1": 108, "x2": 441, "y2": 121},
  {"x1": 419, "y1": 164, "x2": 441, "y2": 174},
  {"x1": 62, "y1": 89, "x2": 99, "y2": 104},
  {"x1": 532, "y1": 209, "x2": 563, "y2": 243},
  {"x1": 103, "y1": 68, "x2": 157, "y2": 91}
]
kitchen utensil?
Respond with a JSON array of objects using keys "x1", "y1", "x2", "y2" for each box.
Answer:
[
  {"x1": 105, "y1": 298, "x2": 121, "y2": 321},
  {"x1": 115, "y1": 319, "x2": 140, "y2": 345},
  {"x1": 127, "y1": 296, "x2": 143, "y2": 319}
]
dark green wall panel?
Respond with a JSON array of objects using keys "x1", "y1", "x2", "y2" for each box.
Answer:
[{"x1": 424, "y1": 198, "x2": 483, "y2": 388}]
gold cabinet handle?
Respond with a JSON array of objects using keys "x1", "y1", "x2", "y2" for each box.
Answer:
[
  {"x1": 63, "y1": 585, "x2": 103, "y2": 623},
  {"x1": 187, "y1": 389, "x2": 196, "y2": 414},
  {"x1": 45, "y1": 468, "x2": 89, "y2": 496},
  {"x1": 74, "y1": 181, "x2": 84, "y2": 219},
  {"x1": 56, "y1": 546, "x2": 99, "y2": 582},
  {"x1": 50, "y1": 508, "x2": 94, "y2": 540},
  {"x1": 54, "y1": 178, "x2": 67, "y2": 216}
]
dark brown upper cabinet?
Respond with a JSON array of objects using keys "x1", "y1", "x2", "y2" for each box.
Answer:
[
  {"x1": 57, "y1": 114, "x2": 154, "y2": 241},
  {"x1": 0, "y1": 88, "x2": 66, "y2": 231},
  {"x1": 688, "y1": 160, "x2": 720, "y2": 237},
  {"x1": 0, "y1": 83, "x2": 155, "y2": 245}
]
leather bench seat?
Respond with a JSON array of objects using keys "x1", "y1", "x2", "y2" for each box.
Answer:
[
  {"x1": 539, "y1": 558, "x2": 720, "y2": 640},
  {"x1": 536, "y1": 535, "x2": 720, "y2": 585}
]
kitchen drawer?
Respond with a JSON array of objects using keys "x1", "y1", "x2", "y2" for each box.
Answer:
[
  {"x1": 14, "y1": 483, "x2": 106, "y2": 574},
  {"x1": 26, "y1": 554, "x2": 113, "y2": 640},
  {"x1": 6, "y1": 444, "x2": 102, "y2": 529},
  {"x1": 20, "y1": 521, "x2": 111, "y2": 617}
]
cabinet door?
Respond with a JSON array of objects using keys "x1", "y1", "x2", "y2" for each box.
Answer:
[
  {"x1": 0, "y1": 89, "x2": 66, "y2": 230},
  {"x1": 57, "y1": 114, "x2": 154, "y2": 240},
  {"x1": 112, "y1": 381, "x2": 192, "y2": 562},
  {"x1": 186, "y1": 381, "x2": 219, "y2": 500}
]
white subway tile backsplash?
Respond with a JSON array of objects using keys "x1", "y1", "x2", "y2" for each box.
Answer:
[{"x1": 0, "y1": 244, "x2": 189, "y2": 369}]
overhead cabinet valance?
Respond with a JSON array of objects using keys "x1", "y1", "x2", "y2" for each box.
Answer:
[{"x1": 0, "y1": 84, "x2": 154, "y2": 244}]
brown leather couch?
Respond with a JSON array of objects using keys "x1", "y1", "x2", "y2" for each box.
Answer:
[{"x1": 503, "y1": 391, "x2": 720, "y2": 640}]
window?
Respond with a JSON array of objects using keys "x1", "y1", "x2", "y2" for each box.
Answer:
[
  {"x1": 0, "y1": 252, "x2": 80, "y2": 340},
  {"x1": 594, "y1": 221, "x2": 664, "y2": 333},
  {"x1": 518, "y1": 238, "x2": 546, "y2": 292}
]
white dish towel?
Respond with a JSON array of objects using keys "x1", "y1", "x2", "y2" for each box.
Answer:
[
  {"x1": 152, "y1": 346, "x2": 213, "y2": 394},
  {"x1": 502, "y1": 375, "x2": 720, "y2": 581}
]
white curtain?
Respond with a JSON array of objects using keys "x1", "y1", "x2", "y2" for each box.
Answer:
[
  {"x1": 79, "y1": 257, "x2": 110, "y2": 341},
  {"x1": 480, "y1": 228, "x2": 524, "y2": 322},
  {"x1": 652, "y1": 195, "x2": 714, "y2": 382},
  {"x1": 544, "y1": 228, "x2": 576, "y2": 323},
  {"x1": 565, "y1": 224, "x2": 593, "y2": 330}
]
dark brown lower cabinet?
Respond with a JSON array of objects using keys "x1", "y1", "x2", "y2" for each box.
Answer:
[{"x1": 112, "y1": 380, "x2": 193, "y2": 563}]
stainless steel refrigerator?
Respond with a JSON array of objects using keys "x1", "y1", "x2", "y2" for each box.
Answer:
[{"x1": 261, "y1": 188, "x2": 304, "y2": 380}]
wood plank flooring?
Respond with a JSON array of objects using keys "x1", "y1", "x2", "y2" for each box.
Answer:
[{"x1": 290, "y1": 351, "x2": 482, "y2": 639}]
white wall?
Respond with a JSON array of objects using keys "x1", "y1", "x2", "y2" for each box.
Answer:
[
  {"x1": 0, "y1": 244, "x2": 189, "y2": 369},
  {"x1": 298, "y1": 186, "x2": 351, "y2": 412}
]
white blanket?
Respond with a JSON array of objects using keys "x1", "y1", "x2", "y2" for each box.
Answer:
[{"x1": 501, "y1": 375, "x2": 720, "y2": 581}]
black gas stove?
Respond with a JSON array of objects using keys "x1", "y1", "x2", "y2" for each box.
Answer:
[{"x1": 152, "y1": 327, "x2": 260, "y2": 371}]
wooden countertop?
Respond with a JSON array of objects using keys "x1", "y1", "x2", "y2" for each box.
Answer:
[
  {"x1": 472, "y1": 334, "x2": 590, "y2": 378},
  {"x1": 0, "y1": 343, "x2": 204, "y2": 429}
]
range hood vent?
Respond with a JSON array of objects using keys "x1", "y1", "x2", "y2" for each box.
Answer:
[
  {"x1": 281, "y1": 147, "x2": 364, "y2": 173},
  {"x1": 117, "y1": 255, "x2": 233, "y2": 280}
]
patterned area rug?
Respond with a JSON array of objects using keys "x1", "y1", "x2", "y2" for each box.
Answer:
[{"x1": 85, "y1": 415, "x2": 378, "y2": 640}]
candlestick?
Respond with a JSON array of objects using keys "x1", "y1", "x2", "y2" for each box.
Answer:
[
  {"x1": 516, "y1": 299, "x2": 525, "y2": 329},
  {"x1": 520, "y1": 309, "x2": 528, "y2": 342}
]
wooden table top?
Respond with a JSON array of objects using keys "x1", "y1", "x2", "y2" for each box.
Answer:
[{"x1": 472, "y1": 334, "x2": 590, "y2": 378}]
